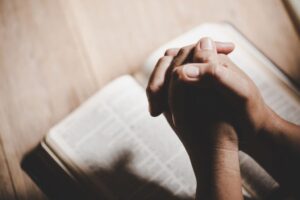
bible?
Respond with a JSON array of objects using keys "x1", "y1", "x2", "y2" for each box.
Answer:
[{"x1": 22, "y1": 23, "x2": 300, "y2": 200}]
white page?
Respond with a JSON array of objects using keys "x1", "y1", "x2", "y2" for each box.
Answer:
[{"x1": 46, "y1": 75, "x2": 196, "y2": 200}]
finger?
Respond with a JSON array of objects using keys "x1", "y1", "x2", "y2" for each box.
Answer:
[
  {"x1": 172, "y1": 44, "x2": 195, "y2": 67},
  {"x1": 169, "y1": 70, "x2": 187, "y2": 129},
  {"x1": 164, "y1": 41, "x2": 234, "y2": 62},
  {"x1": 164, "y1": 42, "x2": 234, "y2": 57},
  {"x1": 165, "y1": 48, "x2": 179, "y2": 56},
  {"x1": 173, "y1": 63, "x2": 216, "y2": 83},
  {"x1": 147, "y1": 40, "x2": 235, "y2": 117},
  {"x1": 193, "y1": 37, "x2": 218, "y2": 63},
  {"x1": 148, "y1": 40, "x2": 218, "y2": 116},
  {"x1": 215, "y1": 41, "x2": 235, "y2": 54},
  {"x1": 146, "y1": 43, "x2": 203, "y2": 117},
  {"x1": 159, "y1": 44, "x2": 195, "y2": 117},
  {"x1": 146, "y1": 55, "x2": 173, "y2": 116}
]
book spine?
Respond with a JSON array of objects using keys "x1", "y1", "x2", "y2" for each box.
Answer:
[{"x1": 21, "y1": 144, "x2": 88, "y2": 200}]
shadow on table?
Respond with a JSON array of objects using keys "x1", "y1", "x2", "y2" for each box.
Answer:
[
  {"x1": 86, "y1": 151, "x2": 193, "y2": 200},
  {"x1": 21, "y1": 146, "x2": 193, "y2": 200}
]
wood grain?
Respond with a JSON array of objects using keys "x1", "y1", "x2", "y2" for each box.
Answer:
[
  {"x1": 0, "y1": 0, "x2": 299, "y2": 199},
  {"x1": 0, "y1": 135, "x2": 16, "y2": 200}
]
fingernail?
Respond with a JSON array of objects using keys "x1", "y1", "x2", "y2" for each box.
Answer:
[
  {"x1": 183, "y1": 65, "x2": 199, "y2": 78},
  {"x1": 200, "y1": 38, "x2": 213, "y2": 50}
]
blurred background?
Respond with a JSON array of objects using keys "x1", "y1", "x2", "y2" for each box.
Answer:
[{"x1": 0, "y1": 0, "x2": 299, "y2": 199}]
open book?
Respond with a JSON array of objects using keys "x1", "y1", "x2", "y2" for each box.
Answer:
[{"x1": 22, "y1": 23, "x2": 300, "y2": 200}]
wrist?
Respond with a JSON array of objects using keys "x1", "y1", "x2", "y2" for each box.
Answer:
[
  {"x1": 209, "y1": 121, "x2": 239, "y2": 151},
  {"x1": 188, "y1": 122, "x2": 240, "y2": 180},
  {"x1": 193, "y1": 137, "x2": 241, "y2": 199}
]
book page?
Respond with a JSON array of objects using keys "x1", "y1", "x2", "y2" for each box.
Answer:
[{"x1": 46, "y1": 75, "x2": 196, "y2": 200}]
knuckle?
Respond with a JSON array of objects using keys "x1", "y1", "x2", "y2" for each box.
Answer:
[
  {"x1": 172, "y1": 57, "x2": 182, "y2": 66},
  {"x1": 157, "y1": 56, "x2": 166, "y2": 64},
  {"x1": 157, "y1": 56, "x2": 172, "y2": 65},
  {"x1": 164, "y1": 49, "x2": 177, "y2": 56},
  {"x1": 148, "y1": 78, "x2": 166, "y2": 94},
  {"x1": 164, "y1": 49, "x2": 172, "y2": 56},
  {"x1": 178, "y1": 47, "x2": 189, "y2": 55},
  {"x1": 146, "y1": 84, "x2": 160, "y2": 95}
]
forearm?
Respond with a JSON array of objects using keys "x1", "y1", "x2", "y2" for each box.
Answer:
[
  {"x1": 189, "y1": 122, "x2": 243, "y2": 200},
  {"x1": 245, "y1": 107, "x2": 300, "y2": 197}
]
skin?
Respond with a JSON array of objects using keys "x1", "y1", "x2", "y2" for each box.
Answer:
[{"x1": 146, "y1": 37, "x2": 300, "y2": 199}]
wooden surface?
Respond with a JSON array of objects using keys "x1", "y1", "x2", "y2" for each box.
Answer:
[{"x1": 0, "y1": 0, "x2": 299, "y2": 199}]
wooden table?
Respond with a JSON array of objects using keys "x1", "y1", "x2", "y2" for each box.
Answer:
[{"x1": 0, "y1": 0, "x2": 299, "y2": 199}]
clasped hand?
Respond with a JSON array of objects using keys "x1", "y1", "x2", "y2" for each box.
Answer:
[{"x1": 147, "y1": 37, "x2": 269, "y2": 153}]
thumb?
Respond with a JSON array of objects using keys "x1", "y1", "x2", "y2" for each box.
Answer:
[
  {"x1": 193, "y1": 37, "x2": 217, "y2": 63},
  {"x1": 174, "y1": 64, "x2": 249, "y2": 100}
]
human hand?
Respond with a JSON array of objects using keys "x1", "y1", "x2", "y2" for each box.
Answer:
[
  {"x1": 147, "y1": 38, "x2": 244, "y2": 199},
  {"x1": 147, "y1": 38, "x2": 271, "y2": 149}
]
